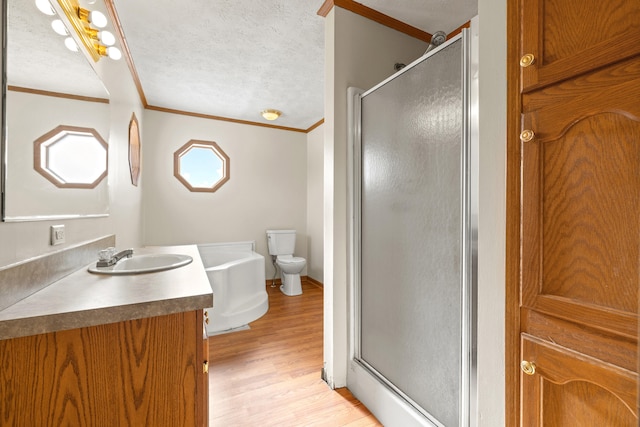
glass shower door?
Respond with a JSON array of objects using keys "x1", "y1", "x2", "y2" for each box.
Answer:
[{"x1": 352, "y1": 34, "x2": 474, "y2": 427}]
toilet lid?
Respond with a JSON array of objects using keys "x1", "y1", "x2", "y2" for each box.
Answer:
[{"x1": 277, "y1": 256, "x2": 305, "y2": 264}]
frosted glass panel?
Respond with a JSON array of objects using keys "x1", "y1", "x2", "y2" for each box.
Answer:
[{"x1": 360, "y1": 41, "x2": 463, "y2": 426}]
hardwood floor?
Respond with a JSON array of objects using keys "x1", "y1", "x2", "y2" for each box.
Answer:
[{"x1": 208, "y1": 281, "x2": 381, "y2": 426}]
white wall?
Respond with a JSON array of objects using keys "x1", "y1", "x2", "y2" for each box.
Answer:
[
  {"x1": 306, "y1": 124, "x2": 324, "y2": 282},
  {"x1": 141, "y1": 110, "x2": 308, "y2": 280},
  {"x1": 324, "y1": 7, "x2": 429, "y2": 388}
]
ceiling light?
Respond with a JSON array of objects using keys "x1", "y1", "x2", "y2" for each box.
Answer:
[
  {"x1": 96, "y1": 45, "x2": 122, "y2": 60},
  {"x1": 98, "y1": 30, "x2": 115, "y2": 46},
  {"x1": 78, "y1": 8, "x2": 108, "y2": 28},
  {"x1": 87, "y1": 28, "x2": 116, "y2": 46},
  {"x1": 105, "y1": 46, "x2": 122, "y2": 60},
  {"x1": 51, "y1": 19, "x2": 69, "y2": 36},
  {"x1": 261, "y1": 109, "x2": 281, "y2": 121},
  {"x1": 64, "y1": 37, "x2": 79, "y2": 52},
  {"x1": 35, "y1": 0, "x2": 56, "y2": 16}
]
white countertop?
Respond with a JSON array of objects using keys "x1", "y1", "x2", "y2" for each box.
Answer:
[{"x1": 0, "y1": 245, "x2": 213, "y2": 340}]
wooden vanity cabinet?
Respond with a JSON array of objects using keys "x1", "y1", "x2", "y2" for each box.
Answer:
[{"x1": 0, "y1": 310, "x2": 209, "y2": 427}]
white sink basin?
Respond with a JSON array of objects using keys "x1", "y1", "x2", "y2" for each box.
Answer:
[{"x1": 88, "y1": 254, "x2": 193, "y2": 275}]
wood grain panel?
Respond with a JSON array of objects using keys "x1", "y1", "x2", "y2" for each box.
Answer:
[
  {"x1": 0, "y1": 312, "x2": 201, "y2": 427},
  {"x1": 523, "y1": 56, "x2": 640, "y2": 113},
  {"x1": 522, "y1": 308, "x2": 637, "y2": 371},
  {"x1": 540, "y1": 113, "x2": 640, "y2": 312},
  {"x1": 541, "y1": 0, "x2": 637, "y2": 63}
]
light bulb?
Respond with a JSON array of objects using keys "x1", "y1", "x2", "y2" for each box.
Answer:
[
  {"x1": 99, "y1": 30, "x2": 116, "y2": 46},
  {"x1": 35, "y1": 0, "x2": 55, "y2": 16},
  {"x1": 51, "y1": 19, "x2": 68, "y2": 36},
  {"x1": 64, "y1": 37, "x2": 79, "y2": 52},
  {"x1": 106, "y1": 46, "x2": 122, "y2": 60},
  {"x1": 89, "y1": 10, "x2": 108, "y2": 28}
]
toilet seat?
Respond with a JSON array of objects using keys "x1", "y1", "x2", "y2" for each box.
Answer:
[{"x1": 276, "y1": 256, "x2": 305, "y2": 264}]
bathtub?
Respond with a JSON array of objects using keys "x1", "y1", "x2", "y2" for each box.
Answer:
[{"x1": 198, "y1": 241, "x2": 268, "y2": 335}]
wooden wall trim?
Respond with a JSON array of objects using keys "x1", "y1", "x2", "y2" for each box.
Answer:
[
  {"x1": 317, "y1": 0, "x2": 334, "y2": 17},
  {"x1": 104, "y1": 0, "x2": 148, "y2": 107},
  {"x1": 505, "y1": 0, "x2": 522, "y2": 424},
  {"x1": 306, "y1": 118, "x2": 325, "y2": 133},
  {"x1": 317, "y1": 0, "x2": 432, "y2": 42},
  {"x1": 8, "y1": 86, "x2": 109, "y2": 104},
  {"x1": 447, "y1": 21, "x2": 471, "y2": 40},
  {"x1": 146, "y1": 105, "x2": 308, "y2": 133}
]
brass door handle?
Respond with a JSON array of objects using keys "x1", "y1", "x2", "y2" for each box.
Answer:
[
  {"x1": 520, "y1": 360, "x2": 536, "y2": 376},
  {"x1": 520, "y1": 129, "x2": 535, "y2": 143},
  {"x1": 203, "y1": 361, "x2": 209, "y2": 374},
  {"x1": 520, "y1": 53, "x2": 535, "y2": 67}
]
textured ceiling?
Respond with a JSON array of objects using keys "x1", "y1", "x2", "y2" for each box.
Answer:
[
  {"x1": 359, "y1": 0, "x2": 477, "y2": 34},
  {"x1": 10, "y1": 0, "x2": 478, "y2": 131},
  {"x1": 112, "y1": 0, "x2": 325, "y2": 130}
]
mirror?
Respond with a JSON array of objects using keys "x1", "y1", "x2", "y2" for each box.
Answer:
[{"x1": 2, "y1": 0, "x2": 110, "y2": 221}]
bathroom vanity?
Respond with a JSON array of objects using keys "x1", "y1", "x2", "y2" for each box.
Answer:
[{"x1": 0, "y1": 244, "x2": 213, "y2": 427}]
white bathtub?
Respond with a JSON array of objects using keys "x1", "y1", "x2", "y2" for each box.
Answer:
[{"x1": 198, "y1": 241, "x2": 268, "y2": 335}]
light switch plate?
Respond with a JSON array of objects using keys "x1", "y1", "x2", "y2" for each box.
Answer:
[{"x1": 51, "y1": 225, "x2": 65, "y2": 245}]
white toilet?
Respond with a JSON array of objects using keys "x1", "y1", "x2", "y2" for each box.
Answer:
[{"x1": 266, "y1": 230, "x2": 306, "y2": 296}]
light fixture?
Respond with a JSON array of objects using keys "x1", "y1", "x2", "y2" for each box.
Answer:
[
  {"x1": 64, "y1": 37, "x2": 79, "y2": 52},
  {"x1": 49, "y1": 0, "x2": 121, "y2": 61},
  {"x1": 261, "y1": 109, "x2": 281, "y2": 121},
  {"x1": 36, "y1": 0, "x2": 56, "y2": 15},
  {"x1": 51, "y1": 19, "x2": 69, "y2": 36}
]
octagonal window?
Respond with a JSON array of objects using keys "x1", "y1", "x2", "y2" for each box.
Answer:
[
  {"x1": 174, "y1": 140, "x2": 230, "y2": 192},
  {"x1": 34, "y1": 125, "x2": 108, "y2": 189}
]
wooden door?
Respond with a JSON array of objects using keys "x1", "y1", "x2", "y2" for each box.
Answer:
[{"x1": 507, "y1": 0, "x2": 640, "y2": 425}]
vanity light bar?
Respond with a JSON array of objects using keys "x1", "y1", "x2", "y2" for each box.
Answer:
[{"x1": 36, "y1": 0, "x2": 121, "y2": 62}]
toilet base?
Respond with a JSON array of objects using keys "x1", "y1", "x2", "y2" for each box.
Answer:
[{"x1": 280, "y1": 272, "x2": 302, "y2": 296}]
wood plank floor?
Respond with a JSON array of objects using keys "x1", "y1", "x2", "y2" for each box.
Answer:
[{"x1": 208, "y1": 281, "x2": 381, "y2": 426}]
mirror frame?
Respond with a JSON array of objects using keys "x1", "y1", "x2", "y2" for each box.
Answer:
[{"x1": 1, "y1": 1, "x2": 7, "y2": 220}]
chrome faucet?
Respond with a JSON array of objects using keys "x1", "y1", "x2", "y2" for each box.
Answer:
[{"x1": 96, "y1": 248, "x2": 134, "y2": 267}]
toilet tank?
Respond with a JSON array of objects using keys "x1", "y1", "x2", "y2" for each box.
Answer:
[{"x1": 266, "y1": 230, "x2": 296, "y2": 255}]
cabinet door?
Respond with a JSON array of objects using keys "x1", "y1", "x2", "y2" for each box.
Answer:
[
  {"x1": 521, "y1": 58, "x2": 640, "y2": 340},
  {"x1": 520, "y1": 0, "x2": 640, "y2": 92},
  {"x1": 521, "y1": 334, "x2": 637, "y2": 426},
  {"x1": 0, "y1": 312, "x2": 202, "y2": 426}
]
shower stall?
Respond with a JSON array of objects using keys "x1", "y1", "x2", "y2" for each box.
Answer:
[{"x1": 347, "y1": 29, "x2": 477, "y2": 426}]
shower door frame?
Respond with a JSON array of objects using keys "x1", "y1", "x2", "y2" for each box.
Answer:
[{"x1": 347, "y1": 30, "x2": 478, "y2": 427}]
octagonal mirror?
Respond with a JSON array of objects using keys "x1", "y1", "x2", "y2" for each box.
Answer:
[
  {"x1": 34, "y1": 125, "x2": 108, "y2": 188},
  {"x1": 174, "y1": 140, "x2": 230, "y2": 192}
]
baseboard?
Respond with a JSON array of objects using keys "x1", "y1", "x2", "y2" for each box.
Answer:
[{"x1": 306, "y1": 276, "x2": 324, "y2": 288}]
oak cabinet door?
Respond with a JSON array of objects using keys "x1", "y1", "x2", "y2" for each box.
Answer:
[{"x1": 519, "y1": 0, "x2": 640, "y2": 92}]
